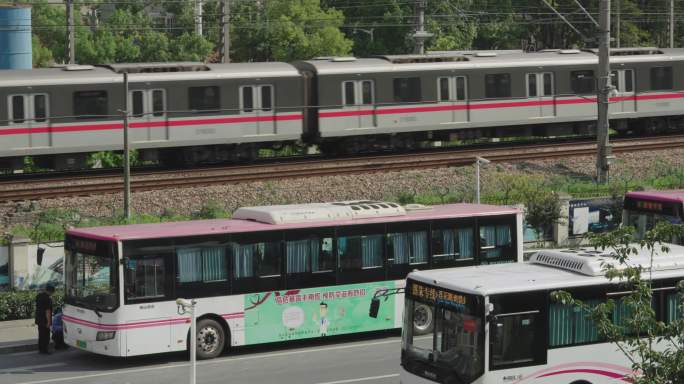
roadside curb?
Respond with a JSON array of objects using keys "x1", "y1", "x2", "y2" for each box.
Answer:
[{"x1": 0, "y1": 341, "x2": 36, "y2": 355}]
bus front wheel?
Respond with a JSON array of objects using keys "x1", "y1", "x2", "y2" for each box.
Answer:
[
  {"x1": 413, "y1": 303, "x2": 434, "y2": 335},
  {"x1": 195, "y1": 318, "x2": 226, "y2": 360}
]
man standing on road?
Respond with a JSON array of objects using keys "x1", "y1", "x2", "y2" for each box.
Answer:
[{"x1": 35, "y1": 284, "x2": 55, "y2": 354}]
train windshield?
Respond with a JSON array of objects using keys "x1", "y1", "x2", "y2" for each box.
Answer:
[
  {"x1": 402, "y1": 280, "x2": 484, "y2": 384},
  {"x1": 64, "y1": 236, "x2": 119, "y2": 312}
]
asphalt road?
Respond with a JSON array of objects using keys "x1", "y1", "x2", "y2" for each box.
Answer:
[{"x1": 0, "y1": 332, "x2": 404, "y2": 384}]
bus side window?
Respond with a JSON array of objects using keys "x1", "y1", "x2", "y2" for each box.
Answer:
[
  {"x1": 490, "y1": 310, "x2": 542, "y2": 369},
  {"x1": 479, "y1": 224, "x2": 512, "y2": 259},
  {"x1": 125, "y1": 256, "x2": 166, "y2": 301}
]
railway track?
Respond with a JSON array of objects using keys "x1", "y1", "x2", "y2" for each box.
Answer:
[{"x1": 2, "y1": 135, "x2": 683, "y2": 203}]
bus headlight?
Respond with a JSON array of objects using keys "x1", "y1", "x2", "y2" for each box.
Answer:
[{"x1": 96, "y1": 331, "x2": 116, "y2": 341}]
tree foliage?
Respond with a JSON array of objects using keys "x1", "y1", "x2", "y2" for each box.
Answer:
[
  {"x1": 553, "y1": 223, "x2": 684, "y2": 383},
  {"x1": 20, "y1": 1, "x2": 684, "y2": 65},
  {"x1": 229, "y1": 0, "x2": 352, "y2": 62}
]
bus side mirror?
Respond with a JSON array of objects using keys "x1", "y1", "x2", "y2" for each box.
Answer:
[
  {"x1": 369, "y1": 297, "x2": 380, "y2": 318},
  {"x1": 37, "y1": 247, "x2": 45, "y2": 266}
]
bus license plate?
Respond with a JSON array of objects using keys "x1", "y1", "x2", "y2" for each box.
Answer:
[{"x1": 76, "y1": 340, "x2": 87, "y2": 348}]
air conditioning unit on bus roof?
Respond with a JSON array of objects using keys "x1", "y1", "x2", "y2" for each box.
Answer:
[
  {"x1": 233, "y1": 201, "x2": 406, "y2": 225},
  {"x1": 530, "y1": 246, "x2": 684, "y2": 276}
]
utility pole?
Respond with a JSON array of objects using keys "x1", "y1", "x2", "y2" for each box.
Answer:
[
  {"x1": 412, "y1": 0, "x2": 432, "y2": 54},
  {"x1": 475, "y1": 157, "x2": 490, "y2": 204},
  {"x1": 122, "y1": 74, "x2": 131, "y2": 220},
  {"x1": 596, "y1": 0, "x2": 612, "y2": 184},
  {"x1": 195, "y1": 0, "x2": 203, "y2": 36},
  {"x1": 615, "y1": 0, "x2": 620, "y2": 48},
  {"x1": 176, "y1": 299, "x2": 197, "y2": 384},
  {"x1": 65, "y1": 0, "x2": 75, "y2": 64},
  {"x1": 670, "y1": 0, "x2": 675, "y2": 48},
  {"x1": 220, "y1": 0, "x2": 230, "y2": 63}
]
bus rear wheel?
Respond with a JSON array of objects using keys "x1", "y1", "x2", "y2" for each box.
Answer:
[{"x1": 195, "y1": 318, "x2": 226, "y2": 360}]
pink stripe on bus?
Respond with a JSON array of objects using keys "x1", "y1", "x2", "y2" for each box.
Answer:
[
  {"x1": 536, "y1": 369, "x2": 632, "y2": 381},
  {"x1": 63, "y1": 312, "x2": 244, "y2": 330}
]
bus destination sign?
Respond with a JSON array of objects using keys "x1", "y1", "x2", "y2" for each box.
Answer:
[{"x1": 408, "y1": 280, "x2": 468, "y2": 310}]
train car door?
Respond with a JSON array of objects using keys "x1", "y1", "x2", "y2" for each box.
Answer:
[
  {"x1": 129, "y1": 89, "x2": 167, "y2": 142},
  {"x1": 341, "y1": 80, "x2": 376, "y2": 130},
  {"x1": 357, "y1": 80, "x2": 375, "y2": 129},
  {"x1": 437, "y1": 76, "x2": 468, "y2": 124},
  {"x1": 7, "y1": 94, "x2": 50, "y2": 148},
  {"x1": 527, "y1": 73, "x2": 555, "y2": 118},
  {"x1": 256, "y1": 85, "x2": 275, "y2": 135},
  {"x1": 341, "y1": 80, "x2": 376, "y2": 129},
  {"x1": 611, "y1": 69, "x2": 635, "y2": 113},
  {"x1": 241, "y1": 85, "x2": 276, "y2": 136}
]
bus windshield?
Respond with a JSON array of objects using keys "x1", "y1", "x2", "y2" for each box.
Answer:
[
  {"x1": 64, "y1": 236, "x2": 118, "y2": 312},
  {"x1": 402, "y1": 280, "x2": 484, "y2": 384},
  {"x1": 624, "y1": 210, "x2": 682, "y2": 243}
]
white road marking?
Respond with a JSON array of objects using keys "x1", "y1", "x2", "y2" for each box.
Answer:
[
  {"x1": 314, "y1": 374, "x2": 399, "y2": 384},
  {"x1": 0, "y1": 363, "x2": 65, "y2": 373},
  {"x1": 14, "y1": 337, "x2": 404, "y2": 384}
]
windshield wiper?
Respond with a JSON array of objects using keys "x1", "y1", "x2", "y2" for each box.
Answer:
[{"x1": 93, "y1": 306, "x2": 103, "y2": 318}]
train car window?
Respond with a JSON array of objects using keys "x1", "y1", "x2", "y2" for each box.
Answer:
[
  {"x1": 570, "y1": 70, "x2": 595, "y2": 94},
  {"x1": 438, "y1": 77, "x2": 450, "y2": 101},
  {"x1": 34, "y1": 94, "x2": 47, "y2": 122},
  {"x1": 361, "y1": 81, "x2": 373, "y2": 105},
  {"x1": 393, "y1": 77, "x2": 421, "y2": 103},
  {"x1": 456, "y1": 77, "x2": 466, "y2": 101},
  {"x1": 152, "y1": 90, "x2": 165, "y2": 117},
  {"x1": 73, "y1": 90, "x2": 108, "y2": 118},
  {"x1": 131, "y1": 91, "x2": 144, "y2": 118},
  {"x1": 261, "y1": 85, "x2": 273, "y2": 111},
  {"x1": 241, "y1": 87, "x2": 253, "y2": 112},
  {"x1": 651, "y1": 66, "x2": 673, "y2": 90},
  {"x1": 543, "y1": 73, "x2": 553, "y2": 96},
  {"x1": 189, "y1": 86, "x2": 220, "y2": 113},
  {"x1": 485, "y1": 74, "x2": 511, "y2": 98},
  {"x1": 527, "y1": 74, "x2": 537, "y2": 97},
  {"x1": 10, "y1": 95, "x2": 25, "y2": 124},
  {"x1": 343, "y1": 81, "x2": 355, "y2": 106}
]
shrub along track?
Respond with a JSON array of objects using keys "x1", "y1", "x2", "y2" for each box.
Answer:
[{"x1": 1, "y1": 135, "x2": 683, "y2": 203}]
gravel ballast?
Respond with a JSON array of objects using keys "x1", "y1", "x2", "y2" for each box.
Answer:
[{"x1": 2, "y1": 148, "x2": 683, "y2": 231}]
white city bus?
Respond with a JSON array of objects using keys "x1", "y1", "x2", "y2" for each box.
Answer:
[
  {"x1": 400, "y1": 244, "x2": 684, "y2": 384},
  {"x1": 62, "y1": 201, "x2": 523, "y2": 358}
]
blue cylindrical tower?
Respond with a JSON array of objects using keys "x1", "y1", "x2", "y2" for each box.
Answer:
[{"x1": 0, "y1": 5, "x2": 32, "y2": 69}]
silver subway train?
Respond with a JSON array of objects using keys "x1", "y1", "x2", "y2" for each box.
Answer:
[{"x1": 1, "y1": 48, "x2": 683, "y2": 170}]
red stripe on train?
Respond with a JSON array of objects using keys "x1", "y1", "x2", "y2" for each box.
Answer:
[
  {"x1": 0, "y1": 114, "x2": 303, "y2": 136},
  {"x1": 318, "y1": 92, "x2": 684, "y2": 118}
]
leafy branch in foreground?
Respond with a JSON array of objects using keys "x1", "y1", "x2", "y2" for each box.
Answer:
[{"x1": 552, "y1": 223, "x2": 684, "y2": 384}]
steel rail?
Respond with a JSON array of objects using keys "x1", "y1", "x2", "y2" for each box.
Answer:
[{"x1": 1, "y1": 136, "x2": 684, "y2": 202}]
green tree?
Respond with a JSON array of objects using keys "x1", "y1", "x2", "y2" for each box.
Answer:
[
  {"x1": 524, "y1": 188, "x2": 564, "y2": 241},
  {"x1": 19, "y1": 0, "x2": 67, "y2": 64},
  {"x1": 32, "y1": 35, "x2": 53, "y2": 67},
  {"x1": 553, "y1": 223, "x2": 684, "y2": 383},
  {"x1": 323, "y1": 0, "x2": 414, "y2": 56},
  {"x1": 232, "y1": 0, "x2": 352, "y2": 62},
  {"x1": 170, "y1": 32, "x2": 214, "y2": 61}
]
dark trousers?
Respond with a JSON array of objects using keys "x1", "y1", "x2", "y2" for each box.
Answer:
[
  {"x1": 52, "y1": 331, "x2": 66, "y2": 349},
  {"x1": 38, "y1": 325, "x2": 50, "y2": 352}
]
